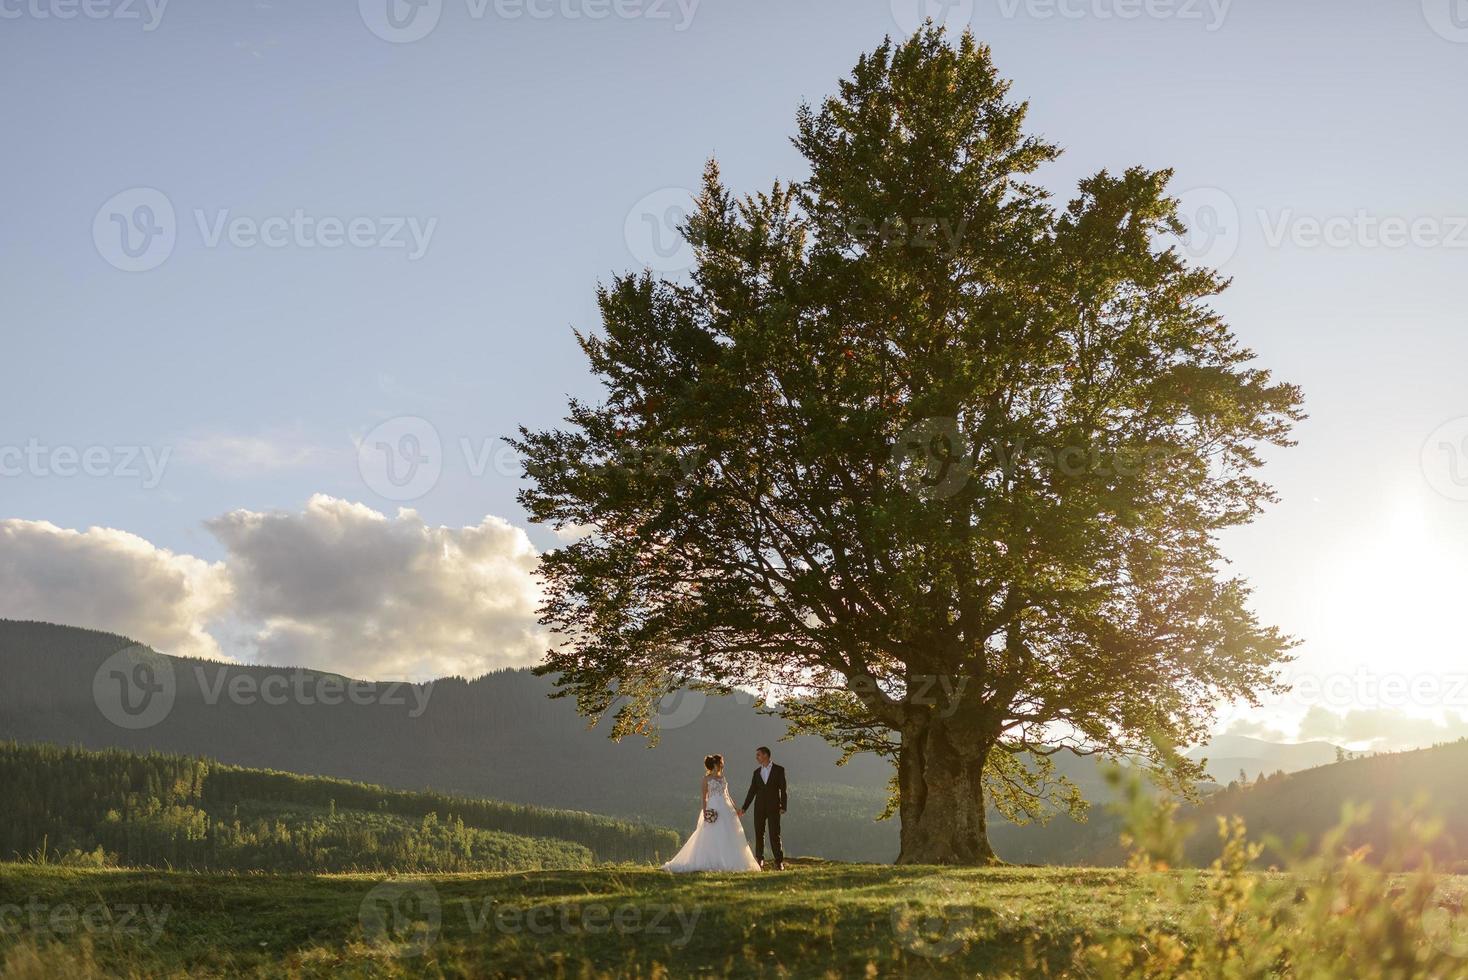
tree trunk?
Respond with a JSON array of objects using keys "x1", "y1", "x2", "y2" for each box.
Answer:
[{"x1": 895, "y1": 717, "x2": 1000, "y2": 865}]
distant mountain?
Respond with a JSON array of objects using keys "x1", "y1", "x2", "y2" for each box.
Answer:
[
  {"x1": 1186, "y1": 734, "x2": 1342, "y2": 784},
  {"x1": 1007, "y1": 738, "x2": 1468, "y2": 869},
  {"x1": 1184, "y1": 738, "x2": 1468, "y2": 869},
  {"x1": 0, "y1": 620, "x2": 899, "y2": 860},
  {"x1": 5, "y1": 619, "x2": 1400, "y2": 866}
]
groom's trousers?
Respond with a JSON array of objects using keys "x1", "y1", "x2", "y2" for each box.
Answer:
[{"x1": 753, "y1": 805, "x2": 782, "y2": 864}]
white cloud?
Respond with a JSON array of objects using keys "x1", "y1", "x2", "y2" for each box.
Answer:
[
  {"x1": 554, "y1": 522, "x2": 595, "y2": 543},
  {"x1": 0, "y1": 519, "x2": 230, "y2": 660},
  {"x1": 175, "y1": 429, "x2": 334, "y2": 478},
  {"x1": 1296, "y1": 705, "x2": 1468, "y2": 751},
  {"x1": 206, "y1": 495, "x2": 547, "y2": 680},
  {"x1": 1217, "y1": 717, "x2": 1292, "y2": 743},
  {"x1": 0, "y1": 498, "x2": 549, "y2": 681}
]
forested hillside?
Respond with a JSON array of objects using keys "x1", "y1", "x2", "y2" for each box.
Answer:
[
  {"x1": 0, "y1": 620, "x2": 1147, "y2": 862},
  {"x1": 0, "y1": 619, "x2": 902, "y2": 860},
  {"x1": 0, "y1": 742, "x2": 679, "y2": 870},
  {"x1": 1185, "y1": 738, "x2": 1468, "y2": 868},
  {"x1": 3, "y1": 619, "x2": 1397, "y2": 866}
]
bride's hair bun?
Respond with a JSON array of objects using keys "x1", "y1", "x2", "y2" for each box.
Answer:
[{"x1": 704, "y1": 754, "x2": 723, "y2": 772}]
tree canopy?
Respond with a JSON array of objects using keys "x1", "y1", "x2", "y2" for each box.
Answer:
[{"x1": 513, "y1": 25, "x2": 1303, "y2": 863}]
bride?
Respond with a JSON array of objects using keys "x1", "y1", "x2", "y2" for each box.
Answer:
[{"x1": 662, "y1": 754, "x2": 761, "y2": 873}]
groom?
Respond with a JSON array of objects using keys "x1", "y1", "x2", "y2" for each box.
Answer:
[{"x1": 738, "y1": 746, "x2": 787, "y2": 870}]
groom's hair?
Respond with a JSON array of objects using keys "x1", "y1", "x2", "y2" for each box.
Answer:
[{"x1": 756, "y1": 746, "x2": 771, "y2": 758}]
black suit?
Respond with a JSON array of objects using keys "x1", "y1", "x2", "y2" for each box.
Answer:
[{"x1": 741, "y1": 763, "x2": 787, "y2": 864}]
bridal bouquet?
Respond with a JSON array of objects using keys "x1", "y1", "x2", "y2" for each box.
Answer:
[{"x1": 703, "y1": 809, "x2": 718, "y2": 824}]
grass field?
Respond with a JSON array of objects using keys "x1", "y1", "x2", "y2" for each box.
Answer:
[
  {"x1": 0, "y1": 861, "x2": 1196, "y2": 978},
  {"x1": 5, "y1": 857, "x2": 1467, "y2": 978}
]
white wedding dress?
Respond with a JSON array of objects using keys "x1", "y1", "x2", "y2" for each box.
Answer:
[{"x1": 661, "y1": 775, "x2": 761, "y2": 873}]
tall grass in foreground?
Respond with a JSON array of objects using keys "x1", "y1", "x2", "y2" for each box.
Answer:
[{"x1": 1075, "y1": 770, "x2": 1468, "y2": 979}]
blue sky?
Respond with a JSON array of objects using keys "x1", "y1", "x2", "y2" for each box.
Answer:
[{"x1": 3, "y1": 0, "x2": 1468, "y2": 745}]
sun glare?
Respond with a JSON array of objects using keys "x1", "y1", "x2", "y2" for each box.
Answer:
[{"x1": 1299, "y1": 488, "x2": 1467, "y2": 718}]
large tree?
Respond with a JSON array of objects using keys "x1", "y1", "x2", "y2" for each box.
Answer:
[{"x1": 512, "y1": 26, "x2": 1303, "y2": 864}]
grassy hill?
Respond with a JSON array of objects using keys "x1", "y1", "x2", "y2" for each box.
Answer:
[
  {"x1": 0, "y1": 742, "x2": 679, "y2": 872},
  {"x1": 1009, "y1": 738, "x2": 1468, "y2": 870},
  {"x1": 1185, "y1": 737, "x2": 1468, "y2": 869},
  {"x1": 3, "y1": 853, "x2": 1466, "y2": 978},
  {"x1": 0, "y1": 862, "x2": 1209, "y2": 977}
]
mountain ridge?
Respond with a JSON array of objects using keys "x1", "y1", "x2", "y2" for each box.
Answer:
[{"x1": 7, "y1": 619, "x2": 1435, "y2": 866}]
